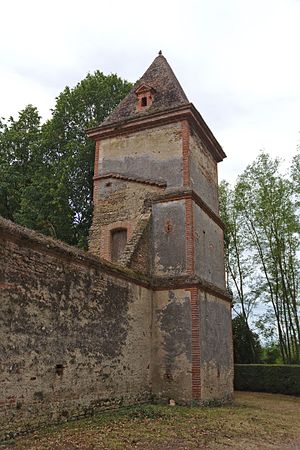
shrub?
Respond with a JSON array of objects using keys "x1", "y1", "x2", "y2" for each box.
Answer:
[{"x1": 234, "y1": 364, "x2": 300, "y2": 395}]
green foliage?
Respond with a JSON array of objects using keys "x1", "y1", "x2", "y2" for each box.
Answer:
[
  {"x1": 292, "y1": 149, "x2": 300, "y2": 205},
  {"x1": 260, "y1": 344, "x2": 283, "y2": 364},
  {"x1": 232, "y1": 315, "x2": 261, "y2": 363},
  {"x1": 221, "y1": 151, "x2": 300, "y2": 364},
  {"x1": 219, "y1": 181, "x2": 258, "y2": 319},
  {"x1": 234, "y1": 364, "x2": 300, "y2": 395},
  {"x1": 0, "y1": 105, "x2": 42, "y2": 221},
  {"x1": 0, "y1": 71, "x2": 132, "y2": 247}
]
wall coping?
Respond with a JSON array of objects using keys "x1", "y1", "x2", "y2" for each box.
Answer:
[
  {"x1": 0, "y1": 216, "x2": 151, "y2": 288},
  {"x1": 0, "y1": 216, "x2": 231, "y2": 302},
  {"x1": 87, "y1": 103, "x2": 226, "y2": 163}
]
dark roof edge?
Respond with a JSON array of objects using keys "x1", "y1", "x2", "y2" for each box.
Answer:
[
  {"x1": 93, "y1": 172, "x2": 167, "y2": 188},
  {"x1": 0, "y1": 216, "x2": 151, "y2": 287},
  {"x1": 87, "y1": 103, "x2": 226, "y2": 162}
]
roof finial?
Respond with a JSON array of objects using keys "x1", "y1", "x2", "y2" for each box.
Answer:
[{"x1": 158, "y1": 50, "x2": 162, "y2": 56}]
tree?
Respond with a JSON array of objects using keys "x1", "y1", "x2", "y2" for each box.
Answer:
[
  {"x1": 0, "y1": 72, "x2": 132, "y2": 247},
  {"x1": 32, "y1": 71, "x2": 132, "y2": 247},
  {"x1": 221, "y1": 152, "x2": 300, "y2": 364},
  {"x1": 232, "y1": 315, "x2": 261, "y2": 363},
  {"x1": 219, "y1": 181, "x2": 258, "y2": 322},
  {"x1": 291, "y1": 149, "x2": 300, "y2": 203},
  {"x1": 0, "y1": 105, "x2": 42, "y2": 222},
  {"x1": 235, "y1": 152, "x2": 300, "y2": 363},
  {"x1": 219, "y1": 180, "x2": 262, "y2": 363}
]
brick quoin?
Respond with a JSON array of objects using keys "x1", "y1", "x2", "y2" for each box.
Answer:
[
  {"x1": 182, "y1": 120, "x2": 195, "y2": 276},
  {"x1": 186, "y1": 287, "x2": 201, "y2": 401},
  {"x1": 94, "y1": 141, "x2": 100, "y2": 178},
  {"x1": 185, "y1": 197, "x2": 195, "y2": 275},
  {"x1": 93, "y1": 141, "x2": 100, "y2": 203},
  {"x1": 181, "y1": 120, "x2": 190, "y2": 187}
]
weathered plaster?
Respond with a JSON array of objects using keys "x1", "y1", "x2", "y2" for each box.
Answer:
[
  {"x1": 98, "y1": 124, "x2": 183, "y2": 187},
  {"x1": 189, "y1": 129, "x2": 219, "y2": 214},
  {"x1": 151, "y1": 289, "x2": 193, "y2": 404},
  {"x1": 194, "y1": 203, "x2": 225, "y2": 289},
  {"x1": 0, "y1": 228, "x2": 152, "y2": 436},
  {"x1": 199, "y1": 291, "x2": 234, "y2": 402},
  {"x1": 152, "y1": 201, "x2": 186, "y2": 276}
]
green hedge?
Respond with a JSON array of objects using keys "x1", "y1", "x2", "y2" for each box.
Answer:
[{"x1": 234, "y1": 364, "x2": 300, "y2": 395}]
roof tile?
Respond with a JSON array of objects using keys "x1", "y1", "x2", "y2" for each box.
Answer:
[{"x1": 101, "y1": 53, "x2": 189, "y2": 126}]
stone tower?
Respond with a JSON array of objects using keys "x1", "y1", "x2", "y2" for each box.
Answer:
[{"x1": 87, "y1": 53, "x2": 233, "y2": 404}]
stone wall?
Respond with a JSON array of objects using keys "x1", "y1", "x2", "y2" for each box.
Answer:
[
  {"x1": 199, "y1": 291, "x2": 233, "y2": 401},
  {"x1": 0, "y1": 218, "x2": 152, "y2": 438}
]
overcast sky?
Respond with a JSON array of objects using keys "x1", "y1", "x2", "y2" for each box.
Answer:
[{"x1": 1, "y1": 0, "x2": 299, "y2": 182}]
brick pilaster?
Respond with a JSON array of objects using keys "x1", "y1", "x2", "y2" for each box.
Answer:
[
  {"x1": 94, "y1": 141, "x2": 100, "y2": 177},
  {"x1": 187, "y1": 287, "x2": 201, "y2": 401},
  {"x1": 93, "y1": 141, "x2": 100, "y2": 202},
  {"x1": 185, "y1": 197, "x2": 194, "y2": 275},
  {"x1": 181, "y1": 120, "x2": 190, "y2": 187}
]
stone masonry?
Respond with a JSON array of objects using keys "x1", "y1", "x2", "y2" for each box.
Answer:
[{"x1": 0, "y1": 53, "x2": 233, "y2": 438}]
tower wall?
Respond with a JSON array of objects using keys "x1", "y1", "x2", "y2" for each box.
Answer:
[
  {"x1": 87, "y1": 53, "x2": 233, "y2": 406},
  {"x1": 89, "y1": 177, "x2": 162, "y2": 259},
  {"x1": 96, "y1": 123, "x2": 183, "y2": 187},
  {"x1": 151, "y1": 289, "x2": 193, "y2": 404},
  {"x1": 189, "y1": 129, "x2": 219, "y2": 214},
  {"x1": 90, "y1": 122, "x2": 185, "y2": 262},
  {"x1": 199, "y1": 291, "x2": 234, "y2": 401},
  {"x1": 193, "y1": 203, "x2": 225, "y2": 289},
  {"x1": 152, "y1": 200, "x2": 187, "y2": 276}
]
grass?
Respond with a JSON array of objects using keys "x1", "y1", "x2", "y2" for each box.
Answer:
[{"x1": 2, "y1": 392, "x2": 300, "y2": 449}]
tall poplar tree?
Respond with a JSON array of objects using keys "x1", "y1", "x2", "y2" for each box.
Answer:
[{"x1": 221, "y1": 152, "x2": 300, "y2": 363}]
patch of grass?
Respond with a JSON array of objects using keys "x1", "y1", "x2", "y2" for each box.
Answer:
[{"x1": 4, "y1": 392, "x2": 300, "y2": 450}]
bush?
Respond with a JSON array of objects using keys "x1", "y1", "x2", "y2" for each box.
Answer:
[{"x1": 234, "y1": 364, "x2": 300, "y2": 395}]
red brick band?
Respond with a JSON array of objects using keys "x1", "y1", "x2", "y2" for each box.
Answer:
[
  {"x1": 94, "y1": 141, "x2": 100, "y2": 177},
  {"x1": 185, "y1": 197, "x2": 194, "y2": 275},
  {"x1": 182, "y1": 120, "x2": 190, "y2": 187},
  {"x1": 187, "y1": 287, "x2": 201, "y2": 400},
  {"x1": 93, "y1": 141, "x2": 100, "y2": 202}
]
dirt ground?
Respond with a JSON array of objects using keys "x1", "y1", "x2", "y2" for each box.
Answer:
[{"x1": 1, "y1": 391, "x2": 300, "y2": 450}]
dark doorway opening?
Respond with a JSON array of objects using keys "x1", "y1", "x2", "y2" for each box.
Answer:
[{"x1": 111, "y1": 228, "x2": 127, "y2": 262}]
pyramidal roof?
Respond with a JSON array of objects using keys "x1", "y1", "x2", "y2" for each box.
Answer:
[{"x1": 102, "y1": 52, "x2": 189, "y2": 126}]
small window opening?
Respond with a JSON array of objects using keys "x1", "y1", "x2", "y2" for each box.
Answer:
[
  {"x1": 165, "y1": 220, "x2": 173, "y2": 233},
  {"x1": 105, "y1": 182, "x2": 112, "y2": 187},
  {"x1": 141, "y1": 96, "x2": 147, "y2": 107},
  {"x1": 111, "y1": 228, "x2": 127, "y2": 262}
]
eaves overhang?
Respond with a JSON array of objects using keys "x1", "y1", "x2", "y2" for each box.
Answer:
[{"x1": 86, "y1": 103, "x2": 226, "y2": 163}]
